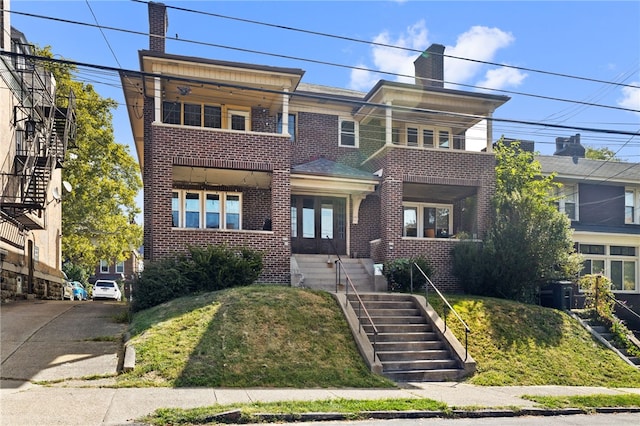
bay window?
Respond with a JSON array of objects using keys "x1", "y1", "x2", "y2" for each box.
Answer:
[{"x1": 579, "y1": 244, "x2": 638, "y2": 292}]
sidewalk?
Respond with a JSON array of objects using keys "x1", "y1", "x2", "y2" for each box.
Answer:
[{"x1": 1, "y1": 379, "x2": 639, "y2": 425}]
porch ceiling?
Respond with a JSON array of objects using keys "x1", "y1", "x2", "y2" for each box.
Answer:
[
  {"x1": 172, "y1": 166, "x2": 272, "y2": 189},
  {"x1": 403, "y1": 182, "x2": 476, "y2": 203}
]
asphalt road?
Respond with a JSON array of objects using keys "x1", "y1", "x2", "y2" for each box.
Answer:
[{"x1": 1, "y1": 299, "x2": 128, "y2": 386}]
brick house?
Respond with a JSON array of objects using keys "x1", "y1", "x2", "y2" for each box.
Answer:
[
  {"x1": 90, "y1": 248, "x2": 143, "y2": 284},
  {"x1": 538, "y1": 134, "x2": 640, "y2": 309},
  {"x1": 120, "y1": 3, "x2": 509, "y2": 292},
  {"x1": 1, "y1": 0, "x2": 76, "y2": 300}
]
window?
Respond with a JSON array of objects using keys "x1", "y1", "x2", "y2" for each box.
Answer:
[
  {"x1": 172, "y1": 190, "x2": 242, "y2": 230},
  {"x1": 162, "y1": 101, "x2": 181, "y2": 124},
  {"x1": 339, "y1": 119, "x2": 357, "y2": 147},
  {"x1": 204, "y1": 105, "x2": 222, "y2": 128},
  {"x1": 403, "y1": 203, "x2": 452, "y2": 238},
  {"x1": 115, "y1": 261, "x2": 125, "y2": 274},
  {"x1": 100, "y1": 260, "x2": 109, "y2": 273},
  {"x1": 183, "y1": 103, "x2": 201, "y2": 127},
  {"x1": 228, "y1": 110, "x2": 249, "y2": 131},
  {"x1": 579, "y1": 243, "x2": 638, "y2": 292},
  {"x1": 438, "y1": 130, "x2": 450, "y2": 149},
  {"x1": 555, "y1": 184, "x2": 578, "y2": 220},
  {"x1": 185, "y1": 192, "x2": 201, "y2": 228},
  {"x1": 626, "y1": 188, "x2": 639, "y2": 224},
  {"x1": 407, "y1": 127, "x2": 418, "y2": 147},
  {"x1": 398, "y1": 125, "x2": 451, "y2": 149},
  {"x1": 277, "y1": 113, "x2": 296, "y2": 142}
]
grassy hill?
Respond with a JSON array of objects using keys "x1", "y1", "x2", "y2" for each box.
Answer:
[{"x1": 117, "y1": 286, "x2": 640, "y2": 388}]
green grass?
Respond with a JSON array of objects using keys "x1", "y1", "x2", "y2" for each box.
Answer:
[
  {"x1": 117, "y1": 285, "x2": 394, "y2": 388},
  {"x1": 523, "y1": 393, "x2": 640, "y2": 409},
  {"x1": 140, "y1": 398, "x2": 449, "y2": 425},
  {"x1": 428, "y1": 294, "x2": 640, "y2": 387}
]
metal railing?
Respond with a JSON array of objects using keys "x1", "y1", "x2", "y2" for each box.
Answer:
[
  {"x1": 412, "y1": 262, "x2": 471, "y2": 361},
  {"x1": 326, "y1": 237, "x2": 380, "y2": 361}
]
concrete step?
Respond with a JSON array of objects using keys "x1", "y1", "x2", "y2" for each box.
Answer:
[
  {"x1": 365, "y1": 308, "x2": 422, "y2": 317},
  {"x1": 350, "y1": 300, "x2": 415, "y2": 310},
  {"x1": 375, "y1": 340, "x2": 446, "y2": 352},
  {"x1": 384, "y1": 368, "x2": 466, "y2": 382},
  {"x1": 382, "y1": 359, "x2": 459, "y2": 372},
  {"x1": 370, "y1": 332, "x2": 439, "y2": 343},
  {"x1": 369, "y1": 315, "x2": 428, "y2": 325},
  {"x1": 377, "y1": 349, "x2": 451, "y2": 362},
  {"x1": 363, "y1": 323, "x2": 433, "y2": 334}
]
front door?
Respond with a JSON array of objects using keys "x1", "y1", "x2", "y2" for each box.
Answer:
[{"x1": 291, "y1": 196, "x2": 346, "y2": 255}]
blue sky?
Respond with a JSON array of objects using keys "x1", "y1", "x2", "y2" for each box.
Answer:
[{"x1": 8, "y1": 0, "x2": 640, "y2": 164}]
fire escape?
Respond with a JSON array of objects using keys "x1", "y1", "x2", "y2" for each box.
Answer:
[{"x1": 0, "y1": 54, "x2": 76, "y2": 247}]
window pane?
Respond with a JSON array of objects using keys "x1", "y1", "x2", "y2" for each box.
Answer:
[
  {"x1": 436, "y1": 207, "x2": 450, "y2": 237},
  {"x1": 423, "y1": 129, "x2": 434, "y2": 148},
  {"x1": 172, "y1": 192, "x2": 180, "y2": 227},
  {"x1": 302, "y1": 199, "x2": 315, "y2": 238},
  {"x1": 291, "y1": 205, "x2": 297, "y2": 238},
  {"x1": 611, "y1": 246, "x2": 636, "y2": 256},
  {"x1": 205, "y1": 194, "x2": 220, "y2": 229},
  {"x1": 100, "y1": 260, "x2": 109, "y2": 273},
  {"x1": 438, "y1": 130, "x2": 450, "y2": 149},
  {"x1": 185, "y1": 192, "x2": 200, "y2": 228},
  {"x1": 225, "y1": 195, "x2": 240, "y2": 229},
  {"x1": 340, "y1": 120, "x2": 355, "y2": 146},
  {"x1": 565, "y1": 202, "x2": 576, "y2": 220},
  {"x1": 407, "y1": 128, "x2": 418, "y2": 146},
  {"x1": 423, "y1": 207, "x2": 436, "y2": 238},
  {"x1": 277, "y1": 113, "x2": 296, "y2": 142},
  {"x1": 204, "y1": 105, "x2": 221, "y2": 128},
  {"x1": 321, "y1": 203, "x2": 333, "y2": 239},
  {"x1": 231, "y1": 114, "x2": 246, "y2": 131},
  {"x1": 162, "y1": 101, "x2": 180, "y2": 124},
  {"x1": 579, "y1": 244, "x2": 605, "y2": 255},
  {"x1": 403, "y1": 207, "x2": 417, "y2": 237},
  {"x1": 611, "y1": 261, "x2": 622, "y2": 291},
  {"x1": 592, "y1": 260, "x2": 605, "y2": 275},
  {"x1": 183, "y1": 103, "x2": 201, "y2": 127},
  {"x1": 115, "y1": 262, "x2": 124, "y2": 273},
  {"x1": 623, "y1": 261, "x2": 636, "y2": 291}
]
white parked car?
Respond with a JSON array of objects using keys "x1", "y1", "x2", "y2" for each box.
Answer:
[
  {"x1": 92, "y1": 280, "x2": 122, "y2": 301},
  {"x1": 62, "y1": 281, "x2": 75, "y2": 300}
]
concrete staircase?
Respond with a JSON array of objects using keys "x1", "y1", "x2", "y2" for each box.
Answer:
[
  {"x1": 585, "y1": 320, "x2": 640, "y2": 368},
  {"x1": 293, "y1": 255, "x2": 374, "y2": 292},
  {"x1": 347, "y1": 293, "x2": 470, "y2": 382}
]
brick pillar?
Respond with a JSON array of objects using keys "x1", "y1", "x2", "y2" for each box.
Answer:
[
  {"x1": 148, "y1": 2, "x2": 167, "y2": 53},
  {"x1": 380, "y1": 173, "x2": 403, "y2": 260}
]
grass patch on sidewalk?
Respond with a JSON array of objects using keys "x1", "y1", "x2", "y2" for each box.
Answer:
[
  {"x1": 523, "y1": 393, "x2": 640, "y2": 409},
  {"x1": 116, "y1": 286, "x2": 394, "y2": 388},
  {"x1": 140, "y1": 398, "x2": 449, "y2": 425}
]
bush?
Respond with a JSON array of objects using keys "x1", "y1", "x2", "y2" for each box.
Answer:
[
  {"x1": 131, "y1": 245, "x2": 264, "y2": 312},
  {"x1": 451, "y1": 240, "x2": 486, "y2": 295},
  {"x1": 383, "y1": 255, "x2": 434, "y2": 293}
]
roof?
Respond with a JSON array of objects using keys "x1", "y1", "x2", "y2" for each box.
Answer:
[
  {"x1": 537, "y1": 155, "x2": 640, "y2": 185},
  {"x1": 292, "y1": 158, "x2": 378, "y2": 180}
]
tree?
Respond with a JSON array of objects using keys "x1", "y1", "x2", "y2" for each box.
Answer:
[
  {"x1": 585, "y1": 146, "x2": 620, "y2": 161},
  {"x1": 36, "y1": 47, "x2": 143, "y2": 271},
  {"x1": 452, "y1": 139, "x2": 582, "y2": 303}
]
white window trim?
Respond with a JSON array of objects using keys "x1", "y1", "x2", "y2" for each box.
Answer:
[
  {"x1": 339, "y1": 118, "x2": 359, "y2": 148},
  {"x1": 115, "y1": 261, "x2": 125, "y2": 274},
  {"x1": 172, "y1": 189, "x2": 243, "y2": 230},
  {"x1": 402, "y1": 202, "x2": 453, "y2": 238},
  {"x1": 625, "y1": 187, "x2": 640, "y2": 224},
  {"x1": 99, "y1": 260, "x2": 109, "y2": 274},
  {"x1": 227, "y1": 109, "x2": 250, "y2": 131},
  {"x1": 579, "y1": 244, "x2": 638, "y2": 293},
  {"x1": 557, "y1": 183, "x2": 579, "y2": 221}
]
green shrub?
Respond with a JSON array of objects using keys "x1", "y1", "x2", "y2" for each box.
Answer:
[
  {"x1": 383, "y1": 255, "x2": 434, "y2": 292},
  {"x1": 131, "y1": 245, "x2": 264, "y2": 312},
  {"x1": 451, "y1": 240, "x2": 486, "y2": 295}
]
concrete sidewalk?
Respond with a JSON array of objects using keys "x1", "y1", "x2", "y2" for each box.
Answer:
[{"x1": 1, "y1": 379, "x2": 639, "y2": 425}]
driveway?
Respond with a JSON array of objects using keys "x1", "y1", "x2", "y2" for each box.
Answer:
[{"x1": 0, "y1": 299, "x2": 128, "y2": 388}]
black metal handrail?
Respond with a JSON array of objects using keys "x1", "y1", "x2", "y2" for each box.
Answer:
[
  {"x1": 325, "y1": 237, "x2": 379, "y2": 361},
  {"x1": 412, "y1": 262, "x2": 471, "y2": 361}
]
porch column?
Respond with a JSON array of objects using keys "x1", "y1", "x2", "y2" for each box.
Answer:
[
  {"x1": 385, "y1": 101, "x2": 393, "y2": 145},
  {"x1": 281, "y1": 88, "x2": 289, "y2": 137},
  {"x1": 153, "y1": 75, "x2": 161, "y2": 123},
  {"x1": 485, "y1": 116, "x2": 493, "y2": 153}
]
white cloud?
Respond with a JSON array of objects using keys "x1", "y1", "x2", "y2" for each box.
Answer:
[
  {"x1": 349, "y1": 22, "x2": 528, "y2": 92},
  {"x1": 476, "y1": 66, "x2": 527, "y2": 92},
  {"x1": 618, "y1": 82, "x2": 640, "y2": 114}
]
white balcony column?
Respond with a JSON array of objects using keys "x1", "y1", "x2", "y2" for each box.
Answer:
[
  {"x1": 385, "y1": 101, "x2": 393, "y2": 145},
  {"x1": 485, "y1": 115, "x2": 493, "y2": 153},
  {"x1": 282, "y1": 88, "x2": 290, "y2": 137},
  {"x1": 153, "y1": 75, "x2": 162, "y2": 123}
]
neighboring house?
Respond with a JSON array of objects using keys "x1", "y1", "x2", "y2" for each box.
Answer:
[
  {"x1": 90, "y1": 248, "x2": 143, "y2": 284},
  {"x1": 0, "y1": 1, "x2": 76, "y2": 300},
  {"x1": 538, "y1": 134, "x2": 640, "y2": 309},
  {"x1": 120, "y1": 3, "x2": 509, "y2": 292}
]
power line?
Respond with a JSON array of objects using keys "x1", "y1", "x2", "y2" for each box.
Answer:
[
  {"x1": 133, "y1": 0, "x2": 640, "y2": 91},
  {"x1": 5, "y1": 8, "x2": 640, "y2": 115},
  {"x1": 3, "y1": 50, "x2": 638, "y2": 140}
]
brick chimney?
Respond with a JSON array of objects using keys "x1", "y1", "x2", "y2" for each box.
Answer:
[
  {"x1": 148, "y1": 2, "x2": 167, "y2": 53},
  {"x1": 554, "y1": 134, "x2": 585, "y2": 158},
  {"x1": 414, "y1": 44, "x2": 445, "y2": 88}
]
